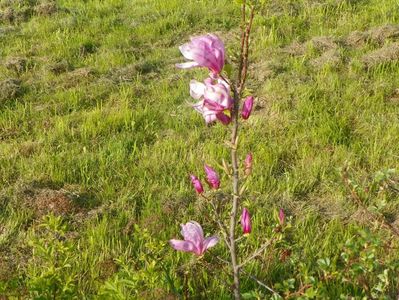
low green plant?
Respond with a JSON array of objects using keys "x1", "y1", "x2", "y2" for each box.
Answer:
[
  {"x1": 26, "y1": 215, "x2": 77, "y2": 299},
  {"x1": 272, "y1": 227, "x2": 399, "y2": 299},
  {"x1": 98, "y1": 224, "x2": 170, "y2": 299}
]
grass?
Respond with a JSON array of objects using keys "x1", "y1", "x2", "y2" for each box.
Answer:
[{"x1": 1, "y1": 0, "x2": 399, "y2": 298}]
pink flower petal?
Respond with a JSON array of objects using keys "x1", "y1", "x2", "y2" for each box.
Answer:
[
  {"x1": 176, "y1": 61, "x2": 200, "y2": 69},
  {"x1": 179, "y1": 43, "x2": 196, "y2": 60},
  {"x1": 204, "y1": 113, "x2": 217, "y2": 124},
  {"x1": 216, "y1": 112, "x2": 231, "y2": 125},
  {"x1": 169, "y1": 239, "x2": 195, "y2": 253},
  {"x1": 177, "y1": 34, "x2": 225, "y2": 74},
  {"x1": 181, "y1": 221, "x2": 204, "y2": 250},
  {"x1": 204, "y1": 84, "x2": 229, "y2": 104},
  {"x1": 203, "y1": 236, "x2": 219, "y2": 251},
  {"x1": 203, "y1": 99, "x2": 226, "y2": 112},
  {"x1": 190, "y1": 80, "x2": 206, "y2": 100},
  {"x1": 192, "y1": 100, "x2": 204, "y2": 114}
]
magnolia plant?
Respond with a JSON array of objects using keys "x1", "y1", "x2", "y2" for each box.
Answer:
[{"x1": 169, "y1": 2, "x2": 282, "y2": 299}]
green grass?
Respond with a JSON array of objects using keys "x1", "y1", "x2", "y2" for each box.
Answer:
[{"x1": 1, "y1": 0, "x2": 399, "y2": 298}]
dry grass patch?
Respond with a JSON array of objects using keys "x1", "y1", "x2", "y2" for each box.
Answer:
[
  {"x1": 361, "y1": 43, "x2": 399, "y2": 68},
  {"x1": 310, "y1": 49, "x2": 342, "y2": 69},
  {"x1": 345, "y1": 24, "x2": 399, "y2": 47},
  {"x1": 34, "y1": 1, "x2": 58, "y2": 16},
  {"x1": 48, "y1": 60, "x2": 72, "y2": 75},
  {"x1": 4, "y1": 57, "x2": 27, "y2": 75},
  {"x1": 0, "y1": 78, "x2": 22, "y2": 103}
]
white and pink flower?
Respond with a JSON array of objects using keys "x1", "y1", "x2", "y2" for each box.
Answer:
[
  {"x1": 169, "y1": 221, "x2": 219, "y2": 256},
  {"x1": 190, "y1": 78, "x2": 232, "y2": 124},
  {"x1": 176, "y1": 34, "x2": 225, "y2": 76}
]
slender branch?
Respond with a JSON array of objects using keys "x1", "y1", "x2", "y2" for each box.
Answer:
[
  {"x1": 214, "y1": 256, "x2": 279, "y2": 296},
  {"x1": 229, "y1": 3, "x2": 255, "y2": 299},
  {"x1": 220, "y1": 74, "x2": 231, "y2": 86},
  {"x1": 200, "y1": 194, "x2": 231, "y2": 250},
  {"x1": 211, "y1": 202, "x2": 232, "y2": 250},
  {"x1": 245, "y1": 272, "x2": 278, "y2": 295},
  {"x1": 229, "y1": 88, "x2": 241, "y2": 300},
  {"x1": 285, "y1": 284, "x2": 313, "y2": 299},
  {"x1": 242, "y1": 0, "x2": 246, "y2": 27},
  {"x1": 238, "y1": 239, "x2": 273, "y2": 268},
  {"x1": 237, "y1": 0, "x2": 247, "y2": 86},
  {"x1": 235, "y1": 235, "x2": 246, "y2": 243},
  {"x1": 240, "y1": 5, "x2": 255, "y2": 89}
]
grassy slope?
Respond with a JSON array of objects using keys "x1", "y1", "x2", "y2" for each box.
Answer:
[{"x1": 0, "y1": 0, "x2": 399, "y2": 298}]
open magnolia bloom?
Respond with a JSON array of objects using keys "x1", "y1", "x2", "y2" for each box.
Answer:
[
  {"x1": 176, "y1": 34, "x2": 225, "y2": 76},
  {"x1": 169, "y1": 221, "x2": 219, "y2": 256},
  {"x1": 190, "y1": 78, "x2": 232, "y2": 124}
]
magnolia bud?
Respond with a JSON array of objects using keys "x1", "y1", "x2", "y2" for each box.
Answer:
[
  {"x1": 204, "y1": 164, "x2": 220, "y2": 189},
  {"x1": 190, "y1": 175, "x2": 204, "y2": 194},
  {"x1": 241, "y1": 208, "x2": 251, "y2": 235}
]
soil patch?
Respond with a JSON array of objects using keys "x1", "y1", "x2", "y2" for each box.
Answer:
[{"x1": 21, "y1": 187, "x2": 81, "y2": 218}]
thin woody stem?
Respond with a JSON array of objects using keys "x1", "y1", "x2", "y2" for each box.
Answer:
[
  {"x1": 229, "y1": 3, "x2": 255, "y2": 299},
  {"x1": 240, "y1": 5, "x2": 255, "y2": 89},
  {"x1": 214, "y1": 255, "x2": 279, "y2": 296},
  {"x1": 228, "y1": 10, "x2": 245, "y2": 300},
  {"x1": 237, "y1": 0, "x2": 247, "y2": 86},
  {"x1": 200, "y1": 194, "x2": 231, "y2": 250},
  {"x1": 229, "y1": 87, "x2": 241, "y2": 300},
  {"x1": 245, "y1": 273, "x2": 278, "y2": 295},
  {"x1": 219, "y1": 74, "x2": 231, "y2": 86},
  {"x1": 235, "y1": 235, "x2": 246, "y2": 243},
  {"x1": 238, "y1": 238, "x2": 274, "y2": 268}
]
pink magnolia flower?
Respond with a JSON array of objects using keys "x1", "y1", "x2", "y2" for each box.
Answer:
[
  {"x1": 279, "y1": 209, "x2": 285, "y2": 225},
  {"x1": 190, "y1": 175, "x2": 204, "y2": 194},
  {"x1": 241, "y1": 208, "x2": 251, "y2": 235},
  {"x1": 244, "y1": 153, "x2": 253, "y2": 176},
  {"x1": 169, "y1": 221, "x2": 219, "y2": 256},
  {"x1": 176, "y1": 34, "x2": 225, "y2": 75},
  {"x1": 191, "y1": 78, "x2": 232, "y2": 124},
  {"x1": 241, "y1": 96, "x2": 254, "y2": 120},
  {"x1": 204, "y1": 164, "x2": 220, "y2": 189}
]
